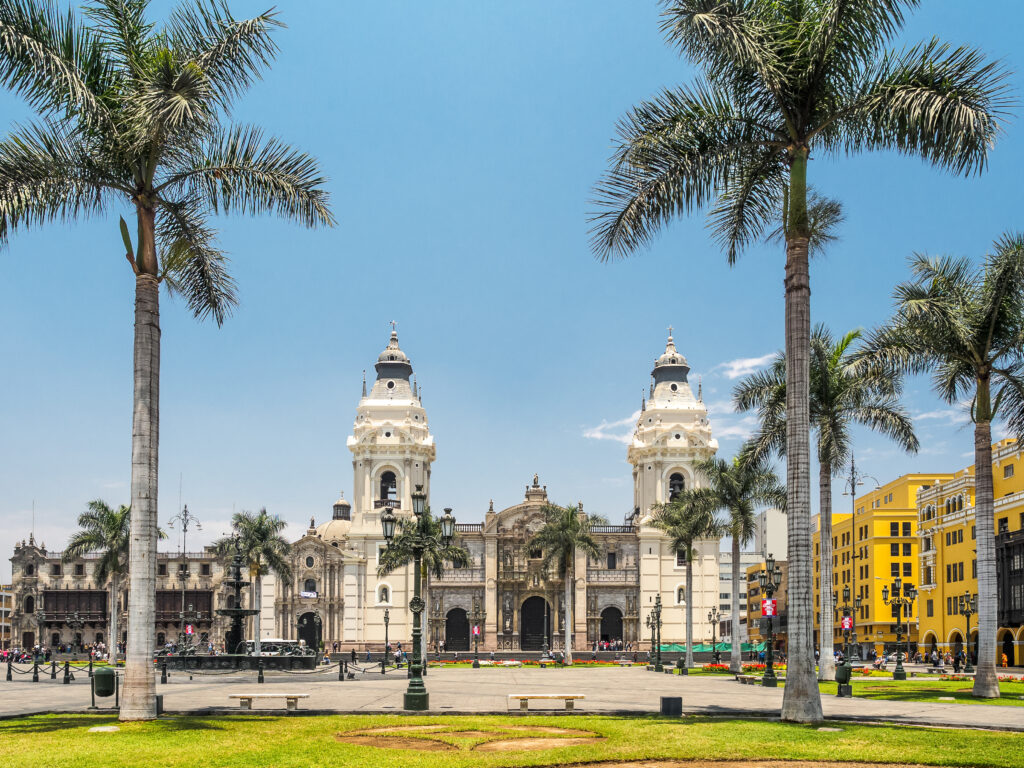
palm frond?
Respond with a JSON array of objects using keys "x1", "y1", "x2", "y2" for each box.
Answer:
[
  {"x1": 159, "y1": 123, "x2": 334, "y2": 228},
  {"x1": 157, "y1": 196, "x2": 236, "y2": 324}
]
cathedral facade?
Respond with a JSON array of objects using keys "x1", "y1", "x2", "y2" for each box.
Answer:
[{"x1": 272, "y1": 329, "x2": 722, "y2": 652}]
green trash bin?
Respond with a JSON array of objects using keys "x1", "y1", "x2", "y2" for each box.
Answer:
[{"x1": 94, "y1": 666, "x2": 116, "y2": 697}]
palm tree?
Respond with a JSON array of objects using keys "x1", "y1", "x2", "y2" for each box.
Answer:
[
  {"x1": 214, "y1": 508, "x2": 291, "y2": 657},
  {"x1": 693, "y1": 455, "x2": 786, "y2": 673},
  {"x1": 0, "y1": 0, "x2": 333, "y2": 719},
  {"x1": 649, "y1": 494, "x2": 720, "y2": 670},
  {"x1": 63, "y1": 501, "x2": 130, "y2": 664},
  {"x1": 735, "y1": 325, "x2": 919, "y2": 679},
  {"x1": 589, "y1": 0, "x2": 1008, "y2": 722},
  {"x1": 62, "y1": 500, "x2": 166, "y2": 664},
  {"x1": 854, "y1": 236, "x2": 1024, "y2": 698},
  {"x1": 526, "y1": 504, "x2": 603, "y2": 665},
  {"x1": 377, "y1": 507, "x2": 470, "y2": 666}
]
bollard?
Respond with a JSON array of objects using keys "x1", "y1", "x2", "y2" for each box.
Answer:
[
  {"x1": 160, "y1": 660, "x2": 167, "y2": 684},
  {"x1": 338, "y1": 661, "x2": 344, "y2": 682},
  {"x1": 6, "y1": 658, "x2": 11, "y2": 682},
  {"x1": 89, "y1": 658, "x2": 93, "y2": 678},
  {"x1": 51, "y1": 660, "x2": 57, "y2": 680},
  {"x1": 32, "y1": 659, "x2": 39, "y2": 683},
  {"x1": 63, "y1": 661, "x2": 71, "y2": 685},
  {"x1": 257, "y1": 660, "x2": 265, "y2": 684}
]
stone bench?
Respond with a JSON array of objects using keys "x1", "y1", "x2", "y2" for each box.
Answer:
[
  {"x1": 229, "y1": 693, "x2": 309, "y2": 711},
  {"x1": 508, "y1": 693, "x2": 585, "y2": 711},
  {"x1": 736, "y1": 674, "x2": 759, "y2": 685}
]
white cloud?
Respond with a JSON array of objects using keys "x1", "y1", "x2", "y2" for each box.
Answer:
[
  {"x1": 714, "y1": 415, "x2": 760, "y2": 441},
  {"x1": 583, "y1": 411, "x2": 640, "y2": 445},
  {"x1": 713, "y1": 353, "x2": 775, "y2": 380},
  {"x1": 914, "y1": 407, "x2": 970, "y2": 425}
]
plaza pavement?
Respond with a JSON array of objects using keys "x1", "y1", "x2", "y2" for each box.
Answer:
[{"x1": 0, "y1": 665, "x2": 1021, "y2": 731}]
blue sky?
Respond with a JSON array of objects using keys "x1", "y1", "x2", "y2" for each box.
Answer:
[{"x1": 1, "y1": 1, "x2": 1022, "y2": 580}]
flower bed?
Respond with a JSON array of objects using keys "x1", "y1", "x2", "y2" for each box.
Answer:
[
  {"x1": 741, "y1": 663, "x2": 786, "y2": 673},
  {"x1": 701, "y1": 663, "x2": 730, "y2": 673}
]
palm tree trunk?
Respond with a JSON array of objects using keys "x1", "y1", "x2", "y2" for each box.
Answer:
[
  {"x1": 685, "y1": 544, "x2": 694, "y2": 669},
  {"x1": 818, "y1": 460, "x2": 836, "y2": 681},
  {"x1": 779, "y1": 152, "x2": 823, "y2": 723},
  {"x1": 972, "y1": 413, "x2": 999, "y2": 697},
  {"x1": 564, "y1": 559, "x2": 573, "y2": 665},
  {"x1": 109, "y1": 573, "x2": 120, "y2": 665},
  {"x1": 120, "y1": 226, "x2": 161, "y2": 720},
  {"x1": 730, "y1": 535, "x2": 742, "y2": 672}
]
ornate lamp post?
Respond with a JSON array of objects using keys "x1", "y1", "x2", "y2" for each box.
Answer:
[
  {"x1": 472, "y1": 598, "x2": 482, "y2": 669},
  {"x1": 882, "y1": 577, "x2": 917, "y2": 681},
  {"x1": 832, "y1": 585, "x2": 862, "y2": 697},
  {"x1": 708, "y1": 606, "x2": 722, "y2": 664},
  {"x1": 381, "y1": 485, "x2": 454, "y2": 711},
  {"x1": 758, "y1": 553, "x2": 783, "y2": 688},
  {"x1": 840, "y1": 455, "x2": 880, "y2": 661},
  {"x1": 168, "y1": 505, "x2": 201, "y2": 651},
  {"x1": 382, "y1": 607, "x2": 390, "y2": 673},
  {"x1": 644, "y1": 595, "x2": 663, "y2": 672},
  {"x1": 957, "y1": 591, "x2": 977, "y2": 673}
]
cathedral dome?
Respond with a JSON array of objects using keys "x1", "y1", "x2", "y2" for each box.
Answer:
[
  {"x1": 654, "y1": 331, "x2": 688, "y2": 370},
  {"x1": 316, "y1": 517, "x2": 351, "y2": 542},
  {"x1": 377, "y1": 330, "x2": 410, "y2": 364}
]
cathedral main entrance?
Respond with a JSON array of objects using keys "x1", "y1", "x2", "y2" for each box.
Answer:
[
  {"x1": 445, "y1": 608, "x2": 470, "y2": 651},
  {"x1": 297, "y1": 612, "x2": 322, "y2": 651},
  {"x1": 600, "y1": 606, "x2": 623, "y2": 643},
  {"x1": 520, "y1": 596, "x2": 551, "y2": 651}
]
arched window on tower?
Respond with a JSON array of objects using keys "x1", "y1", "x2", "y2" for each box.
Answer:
[
  {"x1": 303, "y1": 578, "x2": 317, "y2": 594},
  {"x1": 24, "y1": 595, "x2": 34, "y2": 614},
  {"x1": 669, "y1": 473, "x2": 686, "y2": 501},
  {"x1": 379, "y1": 471, "x2": 398, "y2": 502}
]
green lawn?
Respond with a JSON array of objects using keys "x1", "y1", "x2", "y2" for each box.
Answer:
[
  {"x1": 2, "y1": 714, "x2": 1022, "y2": 768},
  {"x1": 818, "y1": 679, "x2": 1024, "y2": 706}
]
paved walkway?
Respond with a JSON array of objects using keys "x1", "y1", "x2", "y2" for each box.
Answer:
[{"x1": 1, "y1": 666, "x2": 1021, "y2": 730}]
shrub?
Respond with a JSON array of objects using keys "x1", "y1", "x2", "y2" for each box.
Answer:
[{"x1": 702, "y1": 663, "x2": 730, "y2": 672}]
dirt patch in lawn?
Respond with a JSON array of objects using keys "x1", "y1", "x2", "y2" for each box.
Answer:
[
  {"x1": 347, "y1": 725, "x2": 447, "y2": 735},
  {"x1": 570, "y1": 763, "x2": 933, "y2": 768},
  {"x1": 502, "y1": 725, "x2": 595, "y2": 735},
  {"x1": 334, "y1": 735, "x2": 455, "y2": 750},
  {"x1": 474, "y1": 737, "x2": 606, "y2": 752}
]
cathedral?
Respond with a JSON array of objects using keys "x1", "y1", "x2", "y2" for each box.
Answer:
[{"x1": 270, "y1": 328, "x2": 722, "y2": 652}]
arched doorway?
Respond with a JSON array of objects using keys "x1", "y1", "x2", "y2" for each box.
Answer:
[
  {"x1": 22, "y1": 631, "x2": 34, "y2": 648},
  {"x1": 1001, "y1": 630, "x2": 1015, "y2": 666},
  {"x1": 297, "y1": 612, "x2": 322, "y2": 652},
  {"x1": 600, "y1": 607, "x2": 623, "y2": 643},
  {"x1": 950, "y1": 631, "x2": 963, "y2": 656},
  {"x1": 445, "y1": 608, "x2": 470, "y2": 651},
  {"x1": 520, "y1": 596, "x2": 551, "y2": 651}
]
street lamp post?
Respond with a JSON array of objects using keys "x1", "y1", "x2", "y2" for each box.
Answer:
[
  {"x1": 882, "y1": 577, "x2": 917, "y2": 681},
  {"x1": 644, "y1": 596, "x2": 663, "y2": 672},
  {"x1": 168, "y1": 505, "x2": 201, "y2": 652},
  {"x1": 758, "y1": 553, "x2": 783, "y2": 688},
  {"x1": 382, "y1": 608, "x2": 390, "y2": 674},
  {"x1": 472, "y1": 598, "x2": 482, "y2": 669},
  {"x1": 708, "y1": 607, "x2": 722, "y2": 665},
  {"x1": 833, "y1": 585, "x2": 862, "y2": 697},
  {"x1": 381, "y1": 485, "x2": 455, "y2": 711},
  {"x1": 840, "y1": 455, "x2": 879, "y2": 661},
  {"x1": 957, "y1": 592, "x2": 977, "y2": 673}
]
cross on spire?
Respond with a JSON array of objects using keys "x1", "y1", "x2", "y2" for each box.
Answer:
[
  {"x1": 389, "y1": 320, "x2": 397, "y2": 333},
  {"x1": 667, "y1": 324, "x2": 673, "y2": 338}
]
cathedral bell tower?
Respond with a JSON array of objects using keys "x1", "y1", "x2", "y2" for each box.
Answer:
[
  {"x1": 628, "y1": 328, "x2": 718, "y2": 518},
  {"x1": 347, "y1": 327, "x2": 436, "y2": 532}
]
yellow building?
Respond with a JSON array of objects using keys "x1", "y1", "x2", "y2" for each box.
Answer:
[
  {"x1": 0, "y1": 585, "x2": 10, "y2": 649},
  {"x1": 813, "y1": 473, "x2": 953, "y2": 659},
  {"x1": 745, "y1": 559, "x2": 789, "y2": 653},
  {"x1": 917, "y1": 439, "x2": 1024, "y2": 665}
]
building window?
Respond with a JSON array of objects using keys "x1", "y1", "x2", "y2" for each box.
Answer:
[
  {"x1": 24, "y1": 596, "x2": 34, "y2": 614},
  {"x1": 668, "y1": 473, "x2": 686, "y2": 501},
  {"x1": 158, "y1": 563, "x2": 167, "y2": 576},
  {"x1": 958, "y1": 562, "x2": 964, "y2": 580},
  {"x1": 902, "y1": 543, "x2": 912, "y2": 556},
  {"x1": 50, "y1": 564, "x2": 61, "y2": 576},
  {"x1": 305, "y1": 556, "x2": 314, "y2": 568},
  {"x1": 303, "y1": 578, "x2": 317, "y2": 593},
  {"x1": 927, "y1": 599, "x2": 933, "y2": 617},
  {"x1": 972, "y1": 559, "x2": 977, "y2": 578},
  {"x1": 890, "y1": 543, "x2": 899, "y2": 556},
  {"x1": 902, "y1": 522, "x2": 911, "y2": 536},
  {"x1": 1005, "y1": 464, "x2": 1015, "y2": 479},
  {"x1": 607, "y1": 552, "x2": 617, "y2": 570},
  {"x1": 890, "y1": 563, "x2": 899, "y2": 577},
  {"x1": 24, "y1": 564, "x2": 34, "y2": 576},
  {"x1": 201, "y1": 563, "x2": 210, "y2": 576},
  {"x1": 971, "y1": 525, "x2": 976, "y2": 539},
  {"x1": 676, "y1": 550, "x2": 687, "y2": 567},
  {"x1": 890, "y1": 522, "x2": 899, "y2": 537},
  {"x1": 998, "y1": 517, "x2": 1009, "y2": 535},
  {"x1": 903, "y1": 562, "x2": 912, "y2": 577},
  {"x1": 74, "y1": 563, "x2": 85, "y2": 576}
]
